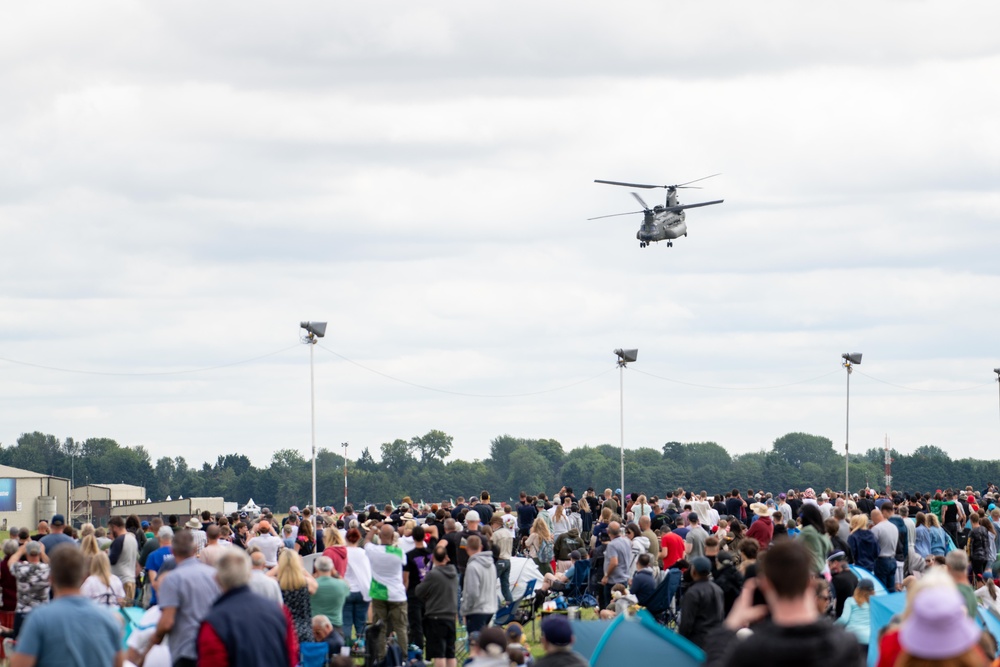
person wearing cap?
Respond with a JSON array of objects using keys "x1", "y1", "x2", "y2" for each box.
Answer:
[
  {"x1": 679, "y1": 555, "x2": 724, "y2": 650},
  {"x1": 534, "y1": 615, "x2": 587, "y2": 667},
  {"x1": 12, "y1": 546, "x2": 123, "y2": 667},
  {"x1": 38, "y1": 515, "x2": 75, "y2": 556},
  {"x1": 826, "y1": 551, "x2": 858, "y2": 618},
  {"x1": 705, "y1": 540, "x2": 862, "y2": 667},
  {"x1": 8, "y1": 540, "x2": 49, "y2": 638},
  {"x1": 835, "y1": 578, "x2": 874, "y2": 654},
  {"x1": 505, "y1": 623, "x2": 533, "y2": 667},
  {"x1": 461, "y1": 534, "x2": 498, "y2": 635}
]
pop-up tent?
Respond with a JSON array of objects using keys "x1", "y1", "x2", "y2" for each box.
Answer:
[
  {"x1": 570, "y1": 610, "x2": 704, "y2": 667},
  {"x1": 239, "y1": 498, "x2": 261, "y2": 515},
  {"x1": 867, "y1": 591, "x2": 906, "y2": 667},
  {"x1": 507, "y1": 557, "x2": 544, "y2": 600},
  {"x1": 850, "y1": 565, "x2": 889, "y2": 595}
]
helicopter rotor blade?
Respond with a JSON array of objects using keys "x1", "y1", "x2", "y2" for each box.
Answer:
[
  {"x1": 675, "y1": 173, "x2": 722, "y2": 188},
  {"x1": 630, "y1": 192, "x2": 652, "y2": 210},
  {"x1": 662, "y1": 199, "x2": 725, "y2": 213},
  {"x1": 595, "y1": 173, "x2": 721, "y2": 189},
  {"x1": 586, "y1": 210, "x2": 645, "y2": 221}
]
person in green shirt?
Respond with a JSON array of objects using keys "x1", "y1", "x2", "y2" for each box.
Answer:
[
  {"x1": 945, "y1": 550, "x2": 978, "y2": 617},
  {"x1": 310, "y1": 555, "x2": 350, "y2": 631}
]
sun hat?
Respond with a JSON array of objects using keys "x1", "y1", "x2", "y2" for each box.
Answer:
[
  {"x1": 750, "y1": 503, "x2": 770, "y2": 517},
  {"x1": 899, "y1": 585, "x2": 981, "y2": 659},
  {"x1": 185, "y1": 517, "x2": 203, "y2": 530}
]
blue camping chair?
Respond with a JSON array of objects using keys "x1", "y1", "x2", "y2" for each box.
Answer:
[
  {"x1": 571, "y1": 609, "x2": 704, "y2": 667},
  {"x1": 565, "y1": 560, "x2": 597, "y2": 607},
  {"x1": 300, "y1": 641, "x2": 330, "y2": 667},
  {"x1": 494, "y1": 578, "x2": 538, "y2": 626},
  {"x1": 644, "y1": 568, "x2": 682, "y2": 628},
  {"x1": 119, "y1": 607, "x2": 146, "y2": 648}
]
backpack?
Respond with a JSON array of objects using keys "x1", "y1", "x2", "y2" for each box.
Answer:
[{"x1": 536, "y1": 539, "x2": 553, "y2": 564}]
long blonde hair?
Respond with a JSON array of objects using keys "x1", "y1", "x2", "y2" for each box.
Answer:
[
  {"x1": 80, "y1": 534, "x2": 101, "y2": 558},
  {"x1": 276, "y1": 549, "x2": 307, "y2": 591},
  {"x1": 849, "y1": 514, "x2": 868, "y2": 533},
  {"x1": 90, "y1": 551, "x2": 113, "y2": 588},
  {"x1": 326, "y1": 524, "x2": 345, "y2": 546},
  {"x1": 553, "y1": 505, "x2": 565, "y2": 524},
  {"x1": 531, "y1": 517, "x2": 551, "y2": 542}
]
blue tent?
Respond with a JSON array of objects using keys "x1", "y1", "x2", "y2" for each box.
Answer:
[
  {"x1": 867, "y1": 591, "x2": 906, "y2": 667},
  {"x1": 978, "y1": 609, "x2": 1000, "y2": 658},
  {"x1": 850, "y1": 565, "x2": 889, "y2": 595},
  {"x1": 570, "y1": 610, "x2": 704, "y2": 667}
]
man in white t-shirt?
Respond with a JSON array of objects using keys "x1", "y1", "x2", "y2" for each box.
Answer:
[
  {"x1": 247, "y1": 520, "x2": 283, "y2": 568},
  {"x1": 364, "y1": 524, "x2": 408, "y2": 662}
]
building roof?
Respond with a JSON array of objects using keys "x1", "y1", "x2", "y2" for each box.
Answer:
[{"x1": 0, "y1": 464, "x2": 68, "y2": 480}]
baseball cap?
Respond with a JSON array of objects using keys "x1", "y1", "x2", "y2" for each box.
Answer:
[
  {"x1": 857, "y1": 579, "x2": 875, "y2": 592},
  {"x1": 466, "y1": 510, "x2": 481, "y2": 523},
  {"x1": 540, "y1": 615, "x2": 573, "y2": 647},
  {"x1": 50, "y1": 514, "x2": 65, "y2": 526},
  {"x1": 826, "y1": 551, "x2": 847, "y2": 563},
  {"x1": 692, "y1": 556, "x2": 712, "y2": 575}
]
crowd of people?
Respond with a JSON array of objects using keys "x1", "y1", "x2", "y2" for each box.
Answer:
[{"x1": 1, "y1": 484, "x2": 1000, "y2": 667}]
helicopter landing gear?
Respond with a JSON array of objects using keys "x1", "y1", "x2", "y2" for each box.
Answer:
[
  {"x1": 667, "y1": 241, "x2": 673, "y2": 247},
  {"x1": 639, "y1": 241, "x2": 646, "y2": 248}
]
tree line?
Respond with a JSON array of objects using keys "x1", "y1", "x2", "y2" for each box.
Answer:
[{"x1": 3, "y1": 430, "x2": 999, "y2": 511}]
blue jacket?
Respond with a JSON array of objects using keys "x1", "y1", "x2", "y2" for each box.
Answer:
[
  {"x1": 848, "y1": 529, "x2": 880, "y2": 573},
  {"x1": 200, "y1": 585, "x2": 294, "y2": 667}
]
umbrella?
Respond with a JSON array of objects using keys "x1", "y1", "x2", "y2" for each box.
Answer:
[
  {"x1": 849, "y1": 565, "x2": 889, "y2": 595},
  {"x1": 867, "y1": 591, "x2": 906, "y2": 667}
]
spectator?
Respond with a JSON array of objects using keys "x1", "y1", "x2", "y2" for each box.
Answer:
[
  {"x1": 490, "y1": 516, "x2": 515, "y2": 605},
  {"x1": 247, "y1": 549, "x2": 283, "y2": 606},
  {"x1": 679, "y1": 556, "x2": 724, "y2": 650},
  {"x1": 80, "y1": 551, "x2": 125, "y2": 608},
  {"x1": 311, "y1": 556, "x2": 349, "y2": 637},
  {"x1": 8, "y1": 541, "x2": 49, "y2": 639},
  {"x1": 246, "y1": 520, "x2": 282, "y2": 568},
  {"x1": 462, "y1": 534, "x2": 498, "y2": 635},
  {"x1": 713, "y1": 550, "x2": 744, "y2": 616},
  {"x1": 126, "y1": 559, "x2": 175, "y2": 667},
  {"x1": 836, "y1": 579, "x2": 874, "y2": 655},
  {"x1": 630, "y1": 553, "x2": 657, "y2": 607},
  {"x1": 684, "y1": 512, "x2": 709, "y2": 560},
  {"x1": 895, "y1": 584, "x2": 986, "y2": 666},
  {"x1": 847, "y1": 514, "x2": 878, "y2": 574},
  {"x1": 467, "y1": 627, "x2": 509, "y2": 667},
  {"x1": 11, "y1": 547, "x2": 122, "y2": 667},
  {"x1": 38, "y1": 514, "x2": 74, "y2": 555},
  {"x1": 945, "y1": 550, "x2": 978, "y2": 617},
  {"x1": 599, "y1": 522, "x2": 630, "y2": 609},
  {"x1": 415, "y1": 546, "x2": 458, "y2": 667},
  {"x1": 108, "y1": 516, "x2": 139, "y2": 603},
  {"x1": 144, "y1": 526, "x2": 174, "y2": 607},
  {"x1": 151, "y1": 530, "x2": 220, "y2": 667},
  {"x1": 0, "y1": 540, "x2": 17, "y2": 618},
  {"x1": 796, "y1": 504, "x2": 832, "y2": 576},
  {"x1": 705, "y1": 539, "x2": 862, "y2": 667},
  {"x1": 745, "y1": 503, "x2": 773, "y2": 550},
  {"x1": 197, "y1": 549, "x2": 297, "y2": 667},
  {"x1": 342, "y1": 527, "x2": 372, "y2": 645},
  {"x1": 533, "y1": 615, "x2": 588, "y2": 667},
  {"x1": 364, "y1": 523, "x2": 408, "y2": 662},
  {"x1": 274, "y1": 549, "x2": 317, "y2": 645},
  {"x1": 311, "y1": 614, "x2": 344, "y2": 661},
  {"x1": 827, "y1": 551, "x2": 859, "y2": 618},
  {"x1": 526, "y1": 517, "x2": 554, "y2": 576}
]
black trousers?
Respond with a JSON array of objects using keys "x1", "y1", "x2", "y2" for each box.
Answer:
[{"x1": 407, "y1": 597, "x2": 424, "y2": 651}]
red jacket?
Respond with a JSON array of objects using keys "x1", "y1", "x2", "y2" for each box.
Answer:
[{"x1": 746, "y1": 515, "x2": 773, "y2": 550}]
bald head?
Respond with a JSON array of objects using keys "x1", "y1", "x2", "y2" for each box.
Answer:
[
  {"x1": 871, "y1": 509, "x2": 883, "y2": 524},
  {"x1": 250, "y1": 551, "x2": 267, "y2": 569},
  {"x1": 379, "y1": 524, "x2": 396, "y2": 544},
  {"x1": 638, "y1": 515, "x2": 651, "y2": 530},
  {"x1": 608, "y1": 521, "x2": 621, "y2": 537}
]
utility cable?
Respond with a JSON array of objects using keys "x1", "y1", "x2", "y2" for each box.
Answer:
[
  {"x1": 631, "y1": 368, "x2": 841, "y2": 390},
  {"x1": 0, "y1": 344, "x2": 300, "y2": 377},
  {"x1": 855, "y1": 370, "x2": 996, "y2": 393},
  {"x1": 318, "y1": 345, "x2": 614, "y2": 398}
]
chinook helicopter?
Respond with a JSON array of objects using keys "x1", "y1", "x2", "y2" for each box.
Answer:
[{"x1": 589, "y1": 175, "x2": 724, "y2": 248}]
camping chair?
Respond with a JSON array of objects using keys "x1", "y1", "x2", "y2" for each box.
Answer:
[
  {"x1": 643, "y1": 568, "x2": 682, "y2": 628},
  {"x1": 494, "y1": 578, "x2": 538, "y2": 626},
  {"x1": 119, "y1": 606, "x2": 146, "y2": 648},
  {"x1": 565, "y1": 560, "x2": 597, "y2": 608}
]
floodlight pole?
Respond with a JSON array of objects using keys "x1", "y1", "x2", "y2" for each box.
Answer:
[
  {"x1": 994, "y1": 369, "x2": 1000, "y2": 437},
  {"x1": 342, "y1": 442, "x2": 349, "y2": 509},
  {"x1": 301, "y1": 321, "x2": 327, "y2": 517},
  {"x1": 842, "y1": 353, "x2": 862, "y2": 496},
  {"x1": 614, "y1": 349, "x2": 637, "y2": 506}
]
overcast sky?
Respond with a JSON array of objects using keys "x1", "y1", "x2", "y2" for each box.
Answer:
[{"x1": 2, "y1": 1, "x2": 1000, "y2": 473}]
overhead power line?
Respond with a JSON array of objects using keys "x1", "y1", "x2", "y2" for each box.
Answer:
[
  {"x1": 318, "y1": 345, "x2": 614, "y2": 398},
  {"x1": 0, "y1": 344, "x2": 299, "y2": 377}
]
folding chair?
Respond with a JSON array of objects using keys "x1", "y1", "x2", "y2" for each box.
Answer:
[
  {"x1": 494, "y1": 578, "x2": 538, "y2": 626},
  {"x1": 564, "y1": 560, "x2": 596, "y2": 608},
  {"x1": 643, "y1": 568, "x2": 682, "y2": 628}
]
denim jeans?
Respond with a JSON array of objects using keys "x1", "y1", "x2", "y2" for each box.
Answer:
[
  {"x1": 875, "y1": 557, "x2": 896, "y2": 592},
  {"x1": 496, "y1": 559, "x2": 513, "y2": 604},
  {"x1": 342, "y1": 591, "x2": 369, "y2": 642}
]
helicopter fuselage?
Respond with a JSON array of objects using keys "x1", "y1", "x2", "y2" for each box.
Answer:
[{"x1": 637, "y1": 210, "x2": 687, "y2": 244}]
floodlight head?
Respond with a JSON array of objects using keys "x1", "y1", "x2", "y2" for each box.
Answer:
[
  {"x1": 300, "y1": 321, "x2": 327, "y2": 338},
  {"x1": 614, "y1": 348, "x2": 638, "y2": 364},
  {"x1": 841, "y1": 352, "x2": 862, "y2": 365},
  {"x1": 994, "y1": 367, "x2": 1000, "y2": 375}
]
